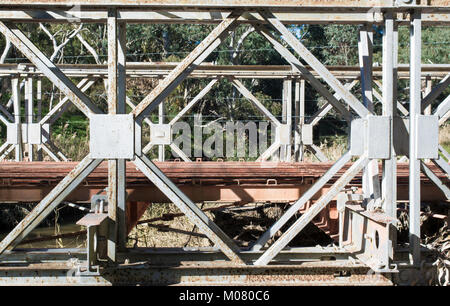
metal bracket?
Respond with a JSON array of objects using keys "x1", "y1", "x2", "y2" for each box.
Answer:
[
  {"x1": 90, "y1": 194, "x2": 108, "y2": 213},
  {"x1": 6, "y1": 123, "x2": 50, "y2": 145},
  {"x1": 393, "y1": 115, "x2": 439, "y2": 158},
  {"x1": 149, "y1": 123, "x2": 172, "y2": 145},
  {"x1": 341, "y1": 202, "x2": 398, "y2": 273},
  {"x1": 301, "y1": 124, "x2": 313, "y2": 145},
  {"x1": 90, "y1": 114, "x2": 135, "y2": 159},
  {"x1": 276, "y1": 124, "x2": 291, "y2": 145},
  {"x1": 350, "y1": 116, "x2": 390, "y2": 159},
  {"x1": 77, "y1": 211, "x2": 109, "y2": 273}
]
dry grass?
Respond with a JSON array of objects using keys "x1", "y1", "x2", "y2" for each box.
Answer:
[
  {"x1": 49, "y1": 122, "x2": 89, "y2": 161},
  {"x1": 126, "y1": 202, "x2": 333, "y2": 249},
  {"x1": 303, "y1": 137, "x2": 347, "y2": 162},
  {"x1": 52, "y1": 133, "x2": 89, "y2": 161},
  {"x1": 439, "y1": 123, "x2": 450, "y2": 149},
  {"x1": 127, "y1": 203, "x2": 215, "y2": 248}
]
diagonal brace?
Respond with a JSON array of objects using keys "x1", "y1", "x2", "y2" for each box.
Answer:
[
  {"x1": 254, "y1": 154, "x2": 368, "y2": 265},
  {"x1": 43, "y1": 78, "x2": 98, "y2": 125},
  {"x1": 0, "y1": 22, "x2": 101, "y2": 117},
  {"x1": 307, "y1": 81, "x2": 358, "y2": 126},
  {"x1": 231, "y1": 78, "x2": 281, "y2": 126},
  {"x1": 259, "y1": 11, "x2": 370, "y2": 119},
  {"x1": 169, "y1": 79, "x2": 218, "y2": 125},
  {"x1": 133, "y1": 154, "x2": 245, "y2": 264},
  {"x1": 421, "y1": 73, "x2": 450, "y2": 113},
  {"x1": 132, "y1": 12, "x2": 241, "y2": 121},
  {"x1": 0, "y1": 156, "x2": 102, "y2": 255},
  {"x1": 251, "y1": 151, "x2": 351, "y2": 251},
  {"x1": 420, "y1": 161, "x2": 450, "y2": 199},
  {"x1": 254, "y1": 24, "x2": 354, "y2": 121}
]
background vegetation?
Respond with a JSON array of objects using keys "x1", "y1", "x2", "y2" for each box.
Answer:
[{"x1": 0, "y1": 23, "x2": 448, "y2": 161}]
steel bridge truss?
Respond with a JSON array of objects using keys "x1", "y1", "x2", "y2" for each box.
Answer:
[{"x1": 0, "y1": 1, "x2": 449, "y2": 285}]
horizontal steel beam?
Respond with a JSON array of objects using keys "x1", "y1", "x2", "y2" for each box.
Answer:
[
  {"x1": 0, "y1": 259, "x2": 393, "y2": 286},
  {"x1": 0, "y1": 246, "x2": 350, "y2": 263},
  {"x1": 0, "y1": 10, "x2": 449, "y2": 24},
  {"x1": 0, "y1": 63, "x2": 448, "y2": 79},
  {"x1": 0, "y1": 162, "x2": 447, "y2": 203},
  {"x1": 0, "y1": 0, "x2": 448, "y2": 10}
]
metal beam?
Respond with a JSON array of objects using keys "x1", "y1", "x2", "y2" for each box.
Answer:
[
  {"x1": 409, "y1": 10, "x2": 422, "y2": 266},
  {"x1": 421, "y1": 74, "x2": 450, "y2": 112},
  {"x1": 133, "y1": 154, "x2": 245, "y2": 264},
  {"x1": 251, "y1": 151, "x2": 352, "y2": 251},
  {"x1": 420, "y1": 161, "x2": 450, "y2": 199},
  {"x1": 231, "y1": 78, "x2": 280, "y2": 126},
  {"x1": 1, "y1": 0, "x2": 449, "y2": 9},
  {"x1": 381, "y1": 12, "x2": 398, "y2": 263},
  {"x1": 432, "y1": 153, "x2": 450, "y2": 176},
  {"x1": 169, "y1": 79, "x2": 218, "y2": 125},
  {"x1": 43, "y1": 79, "x2": 97, "y2": 125},
  {"x1": 132, "y1": 12, "x2": 240, "y2": 121},
  {"x1": 11, "y1": 77, "x2": 22, "y2": 161},
  {"x1": 434, "y1": 94, "x2": 450, "y2": 121},
  {"x1": 254, "y1": 25, "x2": 354, "y2": 122},
  {"x1": 0, "y1": 63, "x2": 447, "y2": 79},
  {"x1": 307, "y1": 144, "x2": 329, "y2": 162},
  {"x1": 254, "y1": 154, "x2": 369, "y2": 265},
  {"x1": 307, "y1": 81, "x2": 358, "y2": 126},
  {"x1": 0, "y1": 156, "x2": 102, "y2": 255},
  {"x1": 0, "y1": 22, "x2": 101, "y2": 117},
  {"x1": 260, "y1": 11, "x2": 371, "y2": 119}
]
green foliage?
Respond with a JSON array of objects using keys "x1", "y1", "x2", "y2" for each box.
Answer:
[
  {"x1": 321, "y1": 25, "x2": 359, "y2": 66},
  {"x1": 397, "y1": 26, "x2": 450, "y2": 64}
]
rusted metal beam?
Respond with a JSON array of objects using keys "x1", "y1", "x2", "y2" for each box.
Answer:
[
  {"x1": 133, "y1": 155, "x2": 245, "y2": 264},
  {"x1": 0, "y1": 259, "x2": 393, "y2": 285},
  {"x1": 0, "y1": 162, "x2": 447, "y2": 203},
  {"x1": 0, "y1": 156, "x2": 103, "y2": 255}
]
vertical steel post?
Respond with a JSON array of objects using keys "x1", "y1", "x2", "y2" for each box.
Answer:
[
  {"x1": 117, "y1": 20, "x2": 127, "y2": 250},
  {"x1": 12, "y1": 77, "x2": 22, "y2": 161},
  {"x1": 299, "y1": 80, "x2": 305, "y2": 161},
  {"x1": 294, "y1": 79, "x2": 304, "y2": 161},
  {"x1": 26, "y1": 75, "x2": 33, "y2": 161},
  {"x1": 409, "y1": 10, "x2": 422, "y2": 266},
  {"x1": 280, "y1": 80, "x2": 287, "y2": 161},
  {"x1": 294, "y1": 80, "x2": 299, "y2": 160},
  {"x1": 285, "y1": 79, "x2": 292, "y2": 162},
  {"x1": 424, "y1": 76, "x2": 432, "y2": 115},
  {"x1": 280, "y1": 79, "x2": 292, "y2": 161},
  {"x1": 36, "y1": 78, "x2": 42, "y2": 121},
  {"x1": 158, "y1": 102, "x2": 165, "y2": 161},
  {"x1": 382, "y1": 11, "x2": 398, "y2": 263},
  {"x1": 107, "y1": 8, "x2": 119, "y2": 261},
  {"x1": 359, "y1": 24, "x2": 380, "y2": 206},
  {"x1": 36, "y1": 77, "x2": 42, "y2": 160}
]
